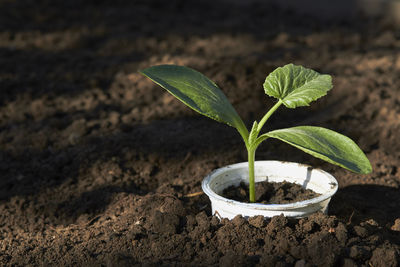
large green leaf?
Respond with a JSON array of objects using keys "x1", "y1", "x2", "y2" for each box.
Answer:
[
  {"x1": 263, "y1": 64, "x2": 333, "y2": 108},
  {"x1": 140, "y1": 65, "x2": 247, "y2": 134},
  {"x1": 263, "y1": 126, "x2": 372, "y2": 174}
]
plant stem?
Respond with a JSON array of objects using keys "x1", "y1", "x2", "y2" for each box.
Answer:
[
  {"x1": 248, "y1": 148, "x2": 256, "y2": 203},
  {"x1": 247, "y1": 100, "x2": 283, "y2": 203},
  {"x1": 257, "y1": 100, "x2": 283, "y2": 132}
]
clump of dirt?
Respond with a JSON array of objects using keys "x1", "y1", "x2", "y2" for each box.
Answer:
[{"x1": 222, "y1": 181, "x2": 321, "y2": 204}]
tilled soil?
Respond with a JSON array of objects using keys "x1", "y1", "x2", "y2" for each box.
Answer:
[{"x1": 1, "y1": 0, "x2": 400, "y2": 266}]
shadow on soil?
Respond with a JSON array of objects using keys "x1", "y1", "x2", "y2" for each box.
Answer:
[
  {"x1": 0, "y1": 117, "x2": 239, "y2": 224},
  {"x1": 330, "y1": 184, "x2": 400, "y2": 226},
  {"x1": 0, "y1": 0, "x2": 351, "y2": 35},
  {"x1": 0, "y1": 0, "x2": 365, "y2": 104},
  {"x1": 0, "y1": 46, "x2": 143, "y2": 105}
]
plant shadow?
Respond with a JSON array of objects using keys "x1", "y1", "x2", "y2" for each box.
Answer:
[{"x1": 330, "y1": 184, "x2": 400, "y2": 226}]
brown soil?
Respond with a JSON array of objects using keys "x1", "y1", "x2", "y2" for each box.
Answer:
[
  {"x1": 222, "y1": 181, "x2": 321, "y2": 204},
  {"x1": 1, "y1": 0, "x2": 400, "y2": 266}
]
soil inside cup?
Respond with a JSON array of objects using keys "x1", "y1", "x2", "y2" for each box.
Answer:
[{"x1": 222, "y1": 181, "x2": 321, "y2": 204}]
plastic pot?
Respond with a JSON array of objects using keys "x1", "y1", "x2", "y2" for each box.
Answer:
[{"x1": 201, "y1": 161, "x2": 338, "y2": 219}]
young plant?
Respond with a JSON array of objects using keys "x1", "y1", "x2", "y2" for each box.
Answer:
[{"x1": 140, "y1": 64, "x2": 372, "y2": 203}]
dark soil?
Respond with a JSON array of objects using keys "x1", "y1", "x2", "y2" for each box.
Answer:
[
  {"x1": 222, "y1": 181, "x2": 321, "y2": 204},
  {"x1": 1, "y1": 0, "x2": 400, "y2": 266}
]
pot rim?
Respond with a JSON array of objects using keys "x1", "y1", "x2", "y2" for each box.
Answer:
[{"x1": 201, "y1": 160, "x2": 338, "y2": 211}]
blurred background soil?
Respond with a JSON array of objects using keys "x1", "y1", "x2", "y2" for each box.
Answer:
[{"x1": 0, "y1": 0, "x2": 399, "y2": 265}]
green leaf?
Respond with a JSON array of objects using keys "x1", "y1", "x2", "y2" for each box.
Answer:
[
  {"x1": 263, "y1": 64, "x2": 333, "y2": 108},
  {"x1": 248, "y1": 121, "x2": 259, "y2": 147},
  {"x1": 263, "y1": 126, "x2": 372, "y2": 174},
  {"x1": 140, "y1": 65, "x2": 247, "y2": 136}
]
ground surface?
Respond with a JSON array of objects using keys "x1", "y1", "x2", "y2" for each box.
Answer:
[{"x1": 0, "y1": 0, "x2": 400, "y2": 266}]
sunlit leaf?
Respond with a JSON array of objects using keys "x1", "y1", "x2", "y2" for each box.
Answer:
[
  {"x1": 140, "y1": 65, "x2": 247, "y2": 134},
  {"x1": 263, "y1": 126, "x2": 372, "y2": 174},
  {"x1": 263, "y1": 64, "x2": 332, "y2": 108}
]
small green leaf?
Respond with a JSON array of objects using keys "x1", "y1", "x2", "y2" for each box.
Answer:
[
  {"x1": 140, "y1": 65, "x2": 247, "y2": 135},
  {"x1": 263, "y1": 64, "x2": 333, "y2": 108},
  {"x1": 264, "y1": 126, "x2": 372, "y2": 174},
  {"x1": 248, "y1": 121, "x2": 258, "y2": 145}
]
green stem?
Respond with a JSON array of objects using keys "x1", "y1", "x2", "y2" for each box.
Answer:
[
  {"x1": 247, "y1": 100, "x2": 283, "y2": 203},
  {"x1": 257, "y1": 100, "x2": 283, "y2": 133},
  {"x1": 248, "y1": 148, "x2": 256, "y2": 203}
]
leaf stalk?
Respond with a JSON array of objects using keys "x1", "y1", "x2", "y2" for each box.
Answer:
[{"x1": 257, "y1": 100, "x2": 283, "y2": 133}]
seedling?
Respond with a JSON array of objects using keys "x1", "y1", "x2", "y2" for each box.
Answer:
[{"x1": 140, "y1": 64, "x2": 372, "y2": 203}]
